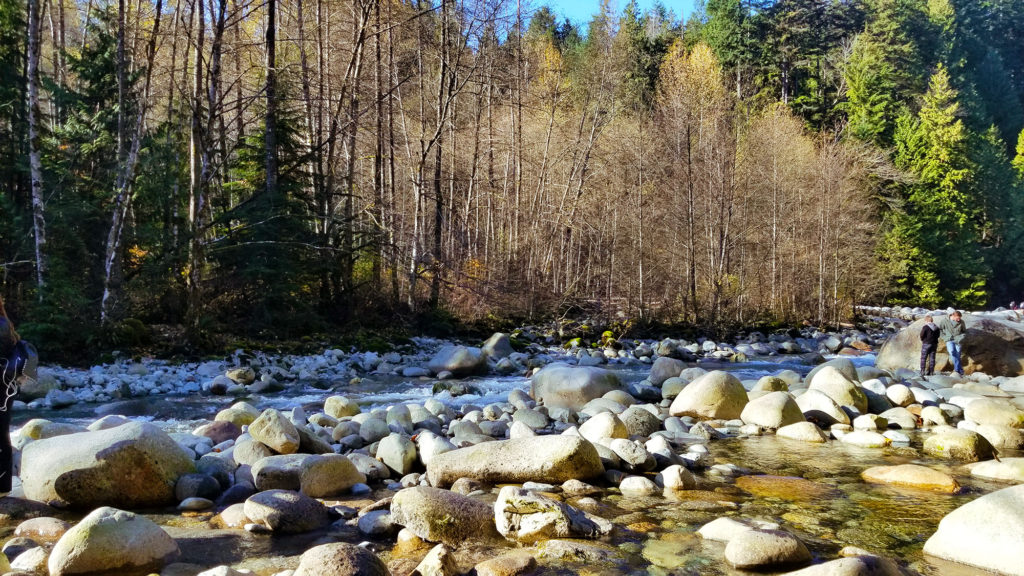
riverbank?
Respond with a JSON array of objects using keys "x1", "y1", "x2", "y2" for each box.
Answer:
[{"x1": 4, "y1": 312, "x2": 1023, "y2": 575}]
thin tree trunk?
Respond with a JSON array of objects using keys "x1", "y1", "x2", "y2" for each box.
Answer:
[
  {"x1": 265, "y1": 0, "x2": 278, "y2": 197},
  {"x1": 27, "y1": 0, "x2": 46, "y2": 296}
]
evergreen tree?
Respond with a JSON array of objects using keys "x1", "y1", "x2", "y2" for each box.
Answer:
[
  {"x1": 842, "y1": 35, "x2": 899, "y2": 145},
  {"x1": 889, "y1": 65, "x2": 988, "y2": 306},
  {"x1": 1015, "y1": 128, "x2": 1024, "y2": 177}
]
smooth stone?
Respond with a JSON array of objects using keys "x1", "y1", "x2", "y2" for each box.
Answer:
[
  {"x1": 293, "y1": 543, "x2": 389, "y2": 576},
  {"x1": 247, "y1": 409, "x2": 300, "y2": 454},
  {"x1": 669, "y1": 370, "x2": 748, "y2": 420},
  {"x1": 649, "y1": 357, "x2": 687, "y2": 386},
  {"x1": 795, "y1": 389, "x2": 851, "y2": 426},
  {"x1": 923, "y1": 484, "x2": 1024, "y2": 575},
  {"x1": 243, "y1": 490, "x2": 329, "y2": 533},
  {"x1": 697, "y1": 517, "x2": 755, "y2": 542},
  {"x1": 923, "y1": 428, "x2": 994, "y2": 461},
  {"x1": 963, "y1": 458, "x2": 1024, "y2": 483},
  {"x1": 578, "y1": 412, "x2": 629, "y2": 443},
  {"x1": 964, "y1": 399, "x2": 1024, "y2": 428},
  {"x1": 473, "y1": 552, "x2": 537, "y2": 576},
  {"x1": 656, "y1": 464, "x2": 696, "y2": 490},
  {"x1": 377, "y1": 433, "x2": 417, "y2": 476},
  {"x1": 425, "y1": 436, "x2": 603, "y2": 488},
  {"x1": 740, "y1": 391, "x2": 804, "y2": 429},
  {"x1": 724, "y1": 529, "x2": 811, "y2": 569},
  {"x1": 839, "y1": 430, "x2": 890, "y2": 448},
  {"x1": 390, "y1": 486, "x2": 500, "y2": 546},
  {"x1": 300, "y1": 454, "x2": 366, "y2": 497},
  {"x1": 531, "y1": 364, "x2": 624, "y2": 411},
  {"x1": 428, "y1": 345, "x2": 487, "y2": 377},
  {"x1": 861, "y1": 464, "x2": 960, "y2": 493},
  {"x1": 20, "y1": 421, "x2": 196, "y2": 509},
  {"x1": 782, "y1": 555, "x2": 906, "y2": 575},
  {"x1": 619, "y1": 475, "x2": 659, "y2": 496},
  {"x1": 14, "y1": 517, "x2": 71, "y2": 543},
  {"x1": 808, "y1": 366, "x2": 868, "y2": 413},
  {"x1": 776, "y1": 421, "x2": 828, "y2": 443},
  {"x1": 47, "y1": 507, "x2": 178, "y2": 575}
]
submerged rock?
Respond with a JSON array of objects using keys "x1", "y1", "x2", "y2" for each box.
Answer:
[{"x1": 861, "y1": 464, "x2": 960, "y2": 493}]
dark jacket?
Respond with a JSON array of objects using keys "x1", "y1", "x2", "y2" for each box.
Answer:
[
  {"x1": 939, "y1": 316, "x2": 967, "y2": 344},
  {"x1": 0, "y1": 317, "x2": 16, "y2": 360},
  {"x1": 920, "y1": 322, "x2": 940, "y2": 347}
]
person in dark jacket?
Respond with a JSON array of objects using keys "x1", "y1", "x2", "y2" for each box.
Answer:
[
  {"x1": 919, "y1": 315, "x2": 940, "y2": 376},
  {"x1": 0, "y1": 296, "x2": 19, "y2": 497},
  {"x1": 939, "y1": 311, "x2": 967, "y2": 376}
]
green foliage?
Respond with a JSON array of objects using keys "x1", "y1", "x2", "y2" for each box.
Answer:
[{"x1": 843, "y1": 35, "x2": 900, "y2": 145}]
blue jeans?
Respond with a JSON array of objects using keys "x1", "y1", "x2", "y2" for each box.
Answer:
[{"x1": 946, "y1": 341, "x2": 963, "y2": 375}]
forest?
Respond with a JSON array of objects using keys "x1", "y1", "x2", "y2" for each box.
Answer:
[{"x1": 1, "y1": 0, "x2": 1023, "y2": 359}]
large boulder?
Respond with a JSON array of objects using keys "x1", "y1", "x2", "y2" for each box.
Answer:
[
  {"x1": 669, "y1": 370, "x2": 748, "y2": 420},
  {"x1": 294, "y1": 543, "x2": 389, "y2": 576},
  {"x1": 807, "y1": 367, "x2": 868, "y2": 413},
  {"x1": 390, "y1": 487, "x2": 500, "y2": 546},
  {"x1": 428, "y1": 345, "x2": 488, "y2": 377},
  {"x1": 425, "y1": 436, "x2": 603, "y2": 488},
  {"x1": 924, "y1": 484, "x2": 1024, "y2": 575},
  {"x1": 21, "y1": 421, "x2": 196, "y2": 509},
  {"x1": 531, "y1": 364, "x2": 623, "y2": 411},
  {"x1": 877, "y1": 314, "x2": 1024, "y2": 376},
  {"x1": 47, "y1": 507, "x2": 178, "y2": 575},
  {"x1": 740, "y1": 391, "x2": 804, "y2": 429}
]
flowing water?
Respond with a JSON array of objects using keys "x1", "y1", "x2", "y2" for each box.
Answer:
[{"x1": 7, "y1": 354, "x2": 1014, "y2": 575}]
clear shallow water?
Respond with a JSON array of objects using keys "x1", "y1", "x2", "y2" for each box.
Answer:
[{"x1": 10, "y1": 352, "x2": 1005, "y2": 575}]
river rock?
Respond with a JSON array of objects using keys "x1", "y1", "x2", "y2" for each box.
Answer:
[
  {"x1": 669, "y1": 370, "x2": 748, "y2": 420},
  {"x1": 783, "y1": 555, "x2": 906, "y2": 576},
  {"x1": 474, "y1": 552, "x2": 537, "y2": 576},
  {"x1": 886, "y1": 384, "x2": 915, "y2": 407},
  {"x1": 47, "y1": 507, "x2": 178, "y2": 576},
  {"x1": 494, "y1": 486, "x2": 612, "y2": 543},
  {"x1": 964, "y1": 458, "x2": 1024, "y2": 483},
  {"x1": 293, "y1": 542, "x2": 389, "y2": 576},
  {"x1": 247, "y1": 409, "x2": 300, "y2": 454},
  {"x1": 724, "y1": 529, "x2": 811, "y2": 570},
  {"x1": 861, "y1": 464, "x2": 960, "y2": 493},
  {"x1": 808, "y1": 366, "x2": 868, "y2": 413},
  {"x1": 649, "y1": 357, "x2": 687, "y2": 386},
  {"x1": 839, "y1": 430, "x2": 890, "y2": 448},
  {"x1": 428, "y1": 345, "x2": 487, "y2": 377},
  {"x1": 244, "y1": 489, "x2": 329, "y2": 533},
  {"x1": 21, "y1": 421, "x2": 196, "y2": 509},
  {"x1": 531, "y1": 364, "x2": 623, "y2": 411},
  {"x1": 425, "y1": 435, "x2": 603, "y2": 487},
  {"x1": 301, "y1": 454, "x2": 366, "y2": 497},
  {"x1": 878, "y1": 314, "x2": 1024, "y2": 376},
  {"x1": 482, "y1": 333, "x2": 514, "y2": 360},
  {"x1": 923, "y1": 428, "x2": 994, "y2": 461},
  {"x1": 411, "y1": 543, "x2": 458, "y2": 576},
  {"x1": 964, "y1": 399, "x2": 1024, "y2": 428},
  {"x1": 390, "y1": 486, "x2": 500, "y2": 546},
  {"x1": 973, "y1": 424, "x2": 1024, "y2": 449},
  {"x1": 377, "y1": 433, "x2": 417, "y2": 475},
  {"x1": 578, "y1": 412, "x2": 628, "y2": 443},
  {"x1": 740, "y1": 391, "x2": 804, "y2": 429},
  {"x1": 776, "y1": 421, "x2": 828, "y2": 443},
  {"x1": 923, "y1": 484, "x2": 1024, "y2": 575},
  {"x1": 657, "y1": 464, "x2": 696, "y2": 490},
  {"x1": 795, "y1": 389, "x2": 851, "y2": 426},
  {"x1": 324, "y1": 395, "x2": 361, "y2": 418},
  {"x1": 15, "y1": 517, "x2": 70, "y2": 543}
]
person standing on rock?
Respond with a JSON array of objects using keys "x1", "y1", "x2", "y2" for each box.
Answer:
[
  {"x1": 919, "y1": 315, "x2": 940, "y2": 376},
  {"x1": 939, "y1": 310, "x2": 966, "y2": 376},
  {"x1": 0, "y1": 296, "x2": 20, "y2": 497}
]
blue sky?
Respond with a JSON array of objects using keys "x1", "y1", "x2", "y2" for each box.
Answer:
[{"x1": 541, "y1": 0, "x2": 698, "y2": 26}]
